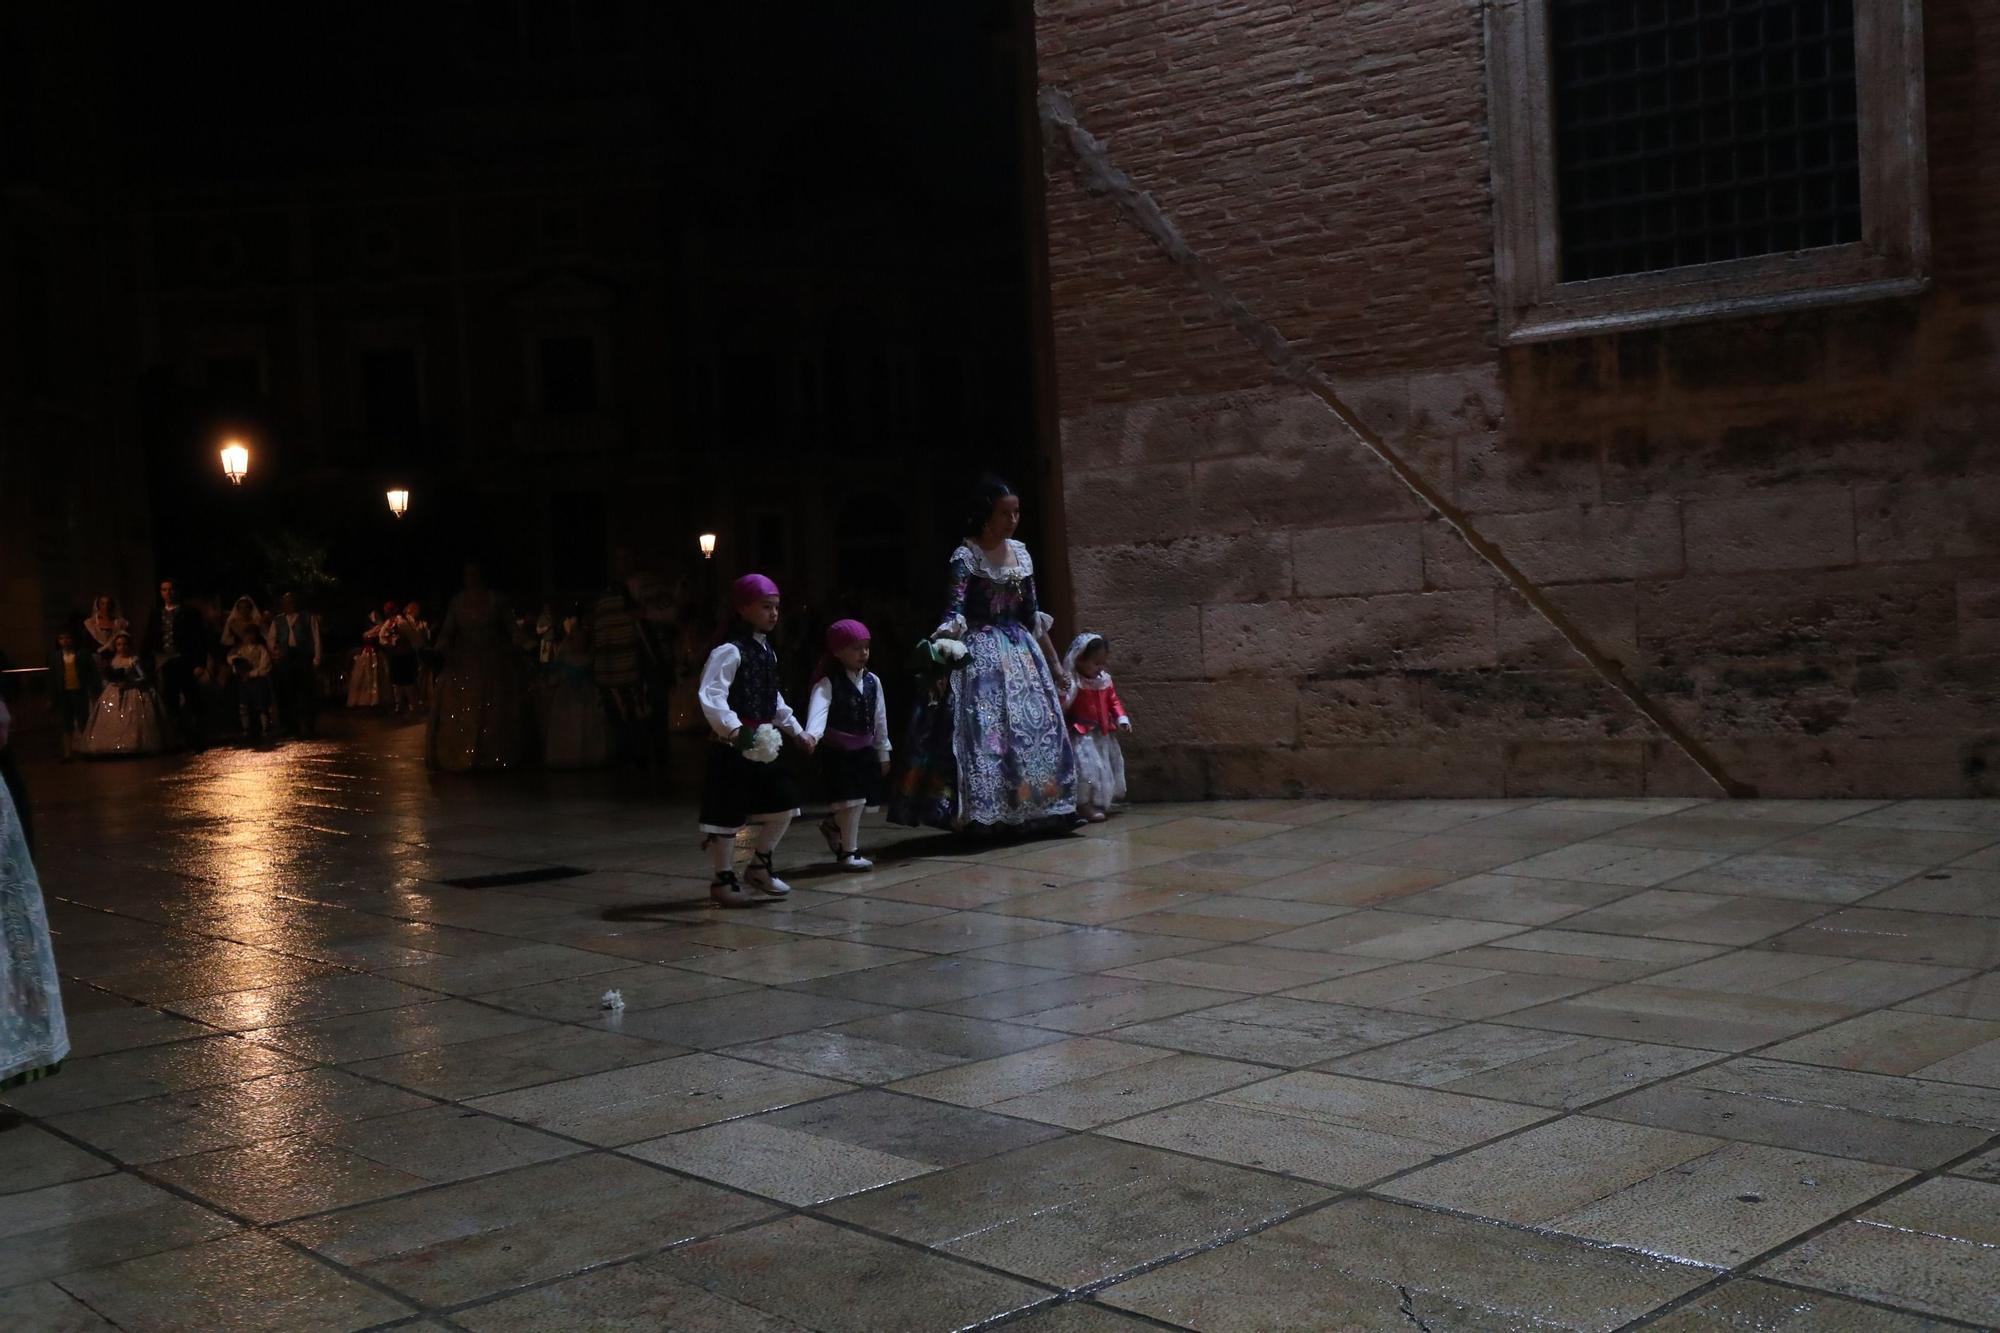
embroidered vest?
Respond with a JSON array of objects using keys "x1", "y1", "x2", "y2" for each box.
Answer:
[
  {"x1": 827, "y1": 672, "x2": 877, "y2": 746},
  {"x1": 728, "y1": 632, "x2": 780, "y2": 724}
]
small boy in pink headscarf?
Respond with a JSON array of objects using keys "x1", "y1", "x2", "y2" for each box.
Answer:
[
  {"x1": 695, "y1": 574, "x2": 815, "y2": 905},
  {"x1": 803, "y1": 619, "x2": 891, "y2": 871}
]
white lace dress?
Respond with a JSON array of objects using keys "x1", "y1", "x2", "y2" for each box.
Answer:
[{"x1": 1, "y1": 746, "x2": 67, "y2": 1088}]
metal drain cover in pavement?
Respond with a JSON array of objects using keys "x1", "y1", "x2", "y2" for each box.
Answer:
[{"x1": 440, "y1": 866, "x2": 590, "y2": 889}]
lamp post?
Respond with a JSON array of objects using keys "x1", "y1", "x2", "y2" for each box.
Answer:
[
  {"x1": 386, "y1": 488, "x2": 410, "y2": 519},
  {"x1": 220, "y1": 440, "x2": 249, "y2": 485}
]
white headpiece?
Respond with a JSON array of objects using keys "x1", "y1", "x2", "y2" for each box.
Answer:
[{"x1": 1064, "y1": 632, "x2": 1106, "y2": 679}]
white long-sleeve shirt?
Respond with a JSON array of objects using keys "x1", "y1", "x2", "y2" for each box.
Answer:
[
  {"x1": 697, "y1": 636, "x2": 803, "y2": 741},
  {"x1": 803, "y1": 670, "x2": 891, "y2": 761}
]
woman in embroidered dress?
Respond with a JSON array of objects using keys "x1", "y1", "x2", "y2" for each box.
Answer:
[
  {"x1": 427, "y1": 564, "x2": 527, "y2": 771},
  {"x1": 890, "y1": 476, "x2": 1077, "y2": 833},
  {"x1": 345, "y1": 606, "x2": 393, "y2": 709},
  {"x1": 0, "y1": 699, "x2": 67, "y2": 1093},
  {"x1": 77, "y1": 632, "x2": 167, "y2": 757}
]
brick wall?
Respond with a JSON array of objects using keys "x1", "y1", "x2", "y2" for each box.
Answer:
[{"x1": 1035, "y1": 0, "x2": 2000, "y2": 798}]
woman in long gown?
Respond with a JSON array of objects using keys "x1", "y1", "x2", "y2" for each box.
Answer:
[
  {"x1": 543, "y1": 617, "x2": 612, "y2": 769},
  {"x1": 890, "y1": 477, "x2": 1078, "y2": 832},
  {"x1": 427, "y1": 564, "x2": 527, "y2": 771},
  {"x1": 0, "y1": 699, "x2": 68, "y2": 1092},
  {"x1": 345, "y1": 608, "x2": 393, "y2": 709},
  {"x1": 77, "y1": 633, "x2": 167, "y2": 758}
]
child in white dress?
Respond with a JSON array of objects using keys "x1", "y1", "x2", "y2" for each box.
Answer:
[{"x1": 1062, "y1": 633, "x2": 1131, "y2": 822}]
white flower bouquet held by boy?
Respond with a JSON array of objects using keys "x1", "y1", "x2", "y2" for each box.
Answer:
[{"x1": 733, "y1": 723, "x2": 783, "y2": 764}]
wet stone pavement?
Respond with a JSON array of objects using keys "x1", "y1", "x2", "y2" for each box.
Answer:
[{"x1": 5, "y1": 720, "x2": 2000, "y2": 1331}]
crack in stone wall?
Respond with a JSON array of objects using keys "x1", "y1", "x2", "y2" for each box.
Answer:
[{"x1": 1036, "y1": 86, "x2": 1756, "y2": 799}]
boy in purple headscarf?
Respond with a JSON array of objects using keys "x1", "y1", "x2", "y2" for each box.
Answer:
[
  {"x1": 696, "y1": 574, "x2": 815, "y2": 905},
  {"x1": 803, "y1": 619, "x2": 891, "y2": 871}
]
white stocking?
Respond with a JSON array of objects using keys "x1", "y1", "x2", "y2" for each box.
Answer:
[
  {"x1": 705, "y1": 835, "x2": 733, "y2": 876},
  {"x1": 836, "y1": 804, "x2": 865, "y2": 856},
  {"x1": 752, "y1": 813, "x2": 793, "y2": 857}
]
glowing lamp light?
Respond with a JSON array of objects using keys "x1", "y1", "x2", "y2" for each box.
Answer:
[
  {"x1": 699, "y1": 532, "x2": 717, "y2": 559},
  {"x1": 386, "y1": 488, "x2": 410, "y2": 519},
  {"x1": 219, "y1": 440, "x2": 250, "y2": 485}
]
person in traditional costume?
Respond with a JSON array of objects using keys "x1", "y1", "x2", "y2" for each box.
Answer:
[
  {"x1": 268, "y1": 593, "x2": 323, "y2": 739},
  {"x1": 345, "y1": 606, "x2": 393, "y2": 709},
  {"x1": 80, "y1": 595, "x2": 127, "y2": 655},
  {"x1": 399, "y1": 602, "x2": 433, "y2": 705},
  {"x1": 229, "y1": 624, "x2": 278, "y2": 745},
  {"x1": 697, "y1": 574, "x2": 813, "y2": 905},
  {"x1": 543, "y1": 614, "x2": 612, "y2": 769},
  {"x1": 0, "y1": 698, "x2": 67, "y2": 1093},
  {"x1": 804, "y1": 619, "x2": 891, "y2": 870},
  {"x1": 48, "y1": 630, "x2": 95, "y2": 761},
  {"x1": 219, "y1": 596, "x2": 263, "y2": 648},
  {"x1": 427, "y1": 564, "x2": 527, "y2": 772},
  {"x1": 889, "y1": 476, "x2": 1077, "y2": 833},
  {"x1": 1062, "y1": 632, "x2": 1131, "y2": 821},
  {"x1": 384, "y1": 603, "x2": 419, "y2": 714},
  {"x1": 77, "y1": 632, "x2": 167, "y2": 757}
]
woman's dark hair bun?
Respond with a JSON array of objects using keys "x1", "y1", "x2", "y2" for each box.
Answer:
[{"x1": 963, "y1": 473, "x2": 1016, "y2": 539}]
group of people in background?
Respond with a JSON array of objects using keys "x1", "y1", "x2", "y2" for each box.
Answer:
[
  {"x1": 32, "y1": 476, "x2": 1139, "y2": 866},
  {"x1": 343, "y1": 601, "x2": 433, "y2": 716},
  {"x1": 49, "y1": 581, "x2": 336, "y2": 758},
  {"x1": 424, "y1": 562, "x2": 687, "y2": 773}
]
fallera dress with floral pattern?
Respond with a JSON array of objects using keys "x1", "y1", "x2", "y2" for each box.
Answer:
[
  {"x1": 1, "y1": 769, "x2": 66, "y2": 1090},
  {"x1": 889, "y1": 540, "x2": 1078, "y2": 831}
]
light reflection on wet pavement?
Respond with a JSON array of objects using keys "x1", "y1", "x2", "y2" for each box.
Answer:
[{"x1": 4, "y1": 718, "x2": 1998, "y2": 1329}]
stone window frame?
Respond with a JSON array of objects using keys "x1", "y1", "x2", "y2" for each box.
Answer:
[{"x1": 1485, "y1": 0, "x2": 1931, "y2": 343}]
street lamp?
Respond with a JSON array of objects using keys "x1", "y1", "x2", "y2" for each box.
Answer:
[
  {"x1": 698, "y1": 532, "x2": 717, "y2": 560},
  {"x1": 220, "y1": 440, "x2": 249, "y2": 485},
  {"x1": 386, "y1": 488, "x2": 410, "y2": 519}
]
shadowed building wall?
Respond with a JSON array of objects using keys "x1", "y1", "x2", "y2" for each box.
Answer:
[{"x1": 1033, "y1": 0, "x2": 1999, "y2": 799}]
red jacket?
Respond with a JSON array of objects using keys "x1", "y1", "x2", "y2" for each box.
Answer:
[{"x1": 1065, "y1": 675, "x2": 1129, "y2": 736}]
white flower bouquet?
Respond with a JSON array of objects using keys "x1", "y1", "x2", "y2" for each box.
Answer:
[
  {"x1": 733, "y1": 723, "x2": 783, "y2": 764},
  {"x1": 909, "y1": 636, "x2": 970, "y2": 676}
]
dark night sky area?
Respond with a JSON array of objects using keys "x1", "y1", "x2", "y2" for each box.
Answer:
[{"x1": 14, "y1": 1, "x2": 1041, "y2": 648}]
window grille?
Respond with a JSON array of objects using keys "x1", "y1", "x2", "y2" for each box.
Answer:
[{"x1": 1551, "y1": 0, "x2": 1862, "y2": 282}]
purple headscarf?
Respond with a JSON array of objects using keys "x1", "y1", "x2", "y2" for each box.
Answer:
[
  {"x1": 712, "y1": 573, "x2": 781, "y2": 646},
  {"x1": 812, "y1": 618, "x2": 871, "y2": 686}
]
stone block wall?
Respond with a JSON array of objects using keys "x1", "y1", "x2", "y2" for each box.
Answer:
[{"x1": 1033, "y1": 0, "x2": 2000, "y2": 798}]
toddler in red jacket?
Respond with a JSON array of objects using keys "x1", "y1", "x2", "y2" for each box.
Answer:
[{"x1": 1062, "y1": 632, "x2": 1131, "y2": 822}]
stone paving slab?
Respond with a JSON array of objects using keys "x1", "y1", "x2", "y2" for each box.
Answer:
[{"x1": 4, "y1": 725, "x2": 1998, "y2": 1328}]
